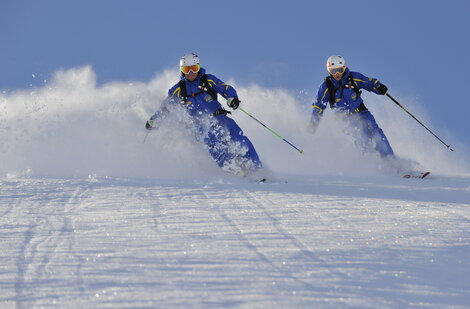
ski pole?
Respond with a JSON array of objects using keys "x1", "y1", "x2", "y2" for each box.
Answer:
[
  {"x1": 143, "y1": 131, "x2": 150, "y2": 143},
  {"x1": 386, "y1": 93, "x2": 453, "y2": 151},
  {"x1": 238, "y1": 107, "x2": 304, "y2": 154}
]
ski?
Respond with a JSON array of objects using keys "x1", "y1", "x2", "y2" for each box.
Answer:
[
  {"x1": 402, "y1": 171, "x2": 430, "y2": 179},
  {"x1": 256, "y1": 178, "x2": 288, "y2": 184}
]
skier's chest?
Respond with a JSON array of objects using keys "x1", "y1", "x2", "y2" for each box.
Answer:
[
  {"x1": 332, "y1": 86, "x2": 360, "y2": 104},
  {"x1": 181, "y1": 82, "x2": 215, "y2": 106}
]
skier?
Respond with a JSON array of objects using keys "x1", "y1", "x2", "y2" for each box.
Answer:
[
  {"x1": 310, "y1": 55, "x2": 394, "y2": 158},
  {"x1": 145, "y1": 53, "x2": 262, "y2": 176}
]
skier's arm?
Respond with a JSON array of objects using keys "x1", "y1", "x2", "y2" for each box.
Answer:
[
  {"x1": 205, "y1": 74, "x2": 238, "y2": 100},
  {"x1": 145, "y1": 84, "x2": 180, "y2": 130},
  {"x1": 145, "y1": 98, "x2": 172, "y2": 130},
  {"x1": 350, "y1": 72, "x2": 388, "y2": 95},
  {"x1": 309, "y1": 83, "x2": 328, "y2": 133}
]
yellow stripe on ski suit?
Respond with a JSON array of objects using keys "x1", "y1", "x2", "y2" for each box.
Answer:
[
  {"x1": 312, "y1": 105, "x2": 323, "y2": 113},
  {"x1": 321, "y1": 88, "x2": 329, "y2": 101},
  {"x1": 172, "y1": 87, "x2": 181, "y2": 97}
]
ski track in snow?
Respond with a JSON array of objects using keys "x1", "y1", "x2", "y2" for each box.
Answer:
[{"x1": 0, "y1": 177, "x2": 469, "y2": 308}]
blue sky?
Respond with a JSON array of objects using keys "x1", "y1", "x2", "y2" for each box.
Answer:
[{"x1": 1, "y1": 0, "x2": 469, "y2": 149}]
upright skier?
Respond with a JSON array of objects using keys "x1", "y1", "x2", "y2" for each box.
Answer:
[
  {"x1": 310, "y1": 55, "x2": 393, "y2": 158},
  {"x1": 146, "y1": 53, "x2": 262, "y2": 176}
]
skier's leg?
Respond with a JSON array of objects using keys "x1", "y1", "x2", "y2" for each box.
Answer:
[
  {"x1": 224, "y1": 116, "x2": 262, "y2": 168},
  {"x1": 204, "y1": 116, "x2": 262, "y2": 174},
  {"x1": 343, "y1": 113, "x2": 374, "y2": 154},
  {"x1": 203, "y1": 123, "x2": 228, "y2": 168},
  {"x1": 358, "y1": 111, "x2": 394, "y2": 158}
]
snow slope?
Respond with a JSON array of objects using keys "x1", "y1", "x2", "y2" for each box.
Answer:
[
  {"x1": 1, "y1": 67, "x2": 470, "y2": 308},
  {"x1": 1, "y1": 176, "x2": 469, "y2": 308}
]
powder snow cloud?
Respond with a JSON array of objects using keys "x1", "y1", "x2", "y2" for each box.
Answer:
[{"x1": 1, "y1": 66, "x2": 468, "y2": 178}]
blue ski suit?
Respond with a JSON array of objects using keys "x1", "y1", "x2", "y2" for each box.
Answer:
[
  {"x1": 311, "y1": 69, "x2": 394, "y2": 158},
  {"x1": 149, "y1": 68, "x2": 262, "y2": 174}
]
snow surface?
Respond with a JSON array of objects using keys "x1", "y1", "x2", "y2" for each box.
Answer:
[{"x1": 1, "y1": 67, "x2": 470, "y2": 308}]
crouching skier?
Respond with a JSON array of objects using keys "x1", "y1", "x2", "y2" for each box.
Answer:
[
  {"x1": 310, "y1": 55, "x2": 394, "y2": 159},
  {"x1": 145, "y1": 53, "x2": 262, "y2": 177}
]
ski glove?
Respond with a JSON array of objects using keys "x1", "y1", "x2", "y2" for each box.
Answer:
[
  {"x1": 376, "y1": 84, "x2": 388, "y2": 95},
  {"x1": 227, "y1": 97, "x2": 240, "y2": 110},
  {"x1": 213, "y1": 109, "x2": 232, "y2": 116},
  {"x1": 145, "y1": 119, "x2": 155, "y2": 130}
]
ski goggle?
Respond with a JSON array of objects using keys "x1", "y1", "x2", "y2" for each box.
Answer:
[
  {"x1": 328, "y1": 66, "x2": 346, "y2": 75},
  {"x1": 180, "y1": 64, "x2": 200, "y2": 75}
]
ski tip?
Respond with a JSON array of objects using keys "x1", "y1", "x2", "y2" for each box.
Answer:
[
  {"x1": 421, "y1": 171, "x2": 431, "y2": 179},
  {"x1": 256, "y1": 178, "x2": 289, "y2": 184},
  {"x1": 402, "y1": 171, "x2": 431, "y2": 179}
]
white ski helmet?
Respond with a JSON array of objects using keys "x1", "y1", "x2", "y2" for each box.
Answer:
[
  {"x1": 326, "y1": 55, "x2": 346, "y2": 71},
  {"x1": 180, "y1": 53, "x2": 200, "y2": 68}
]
